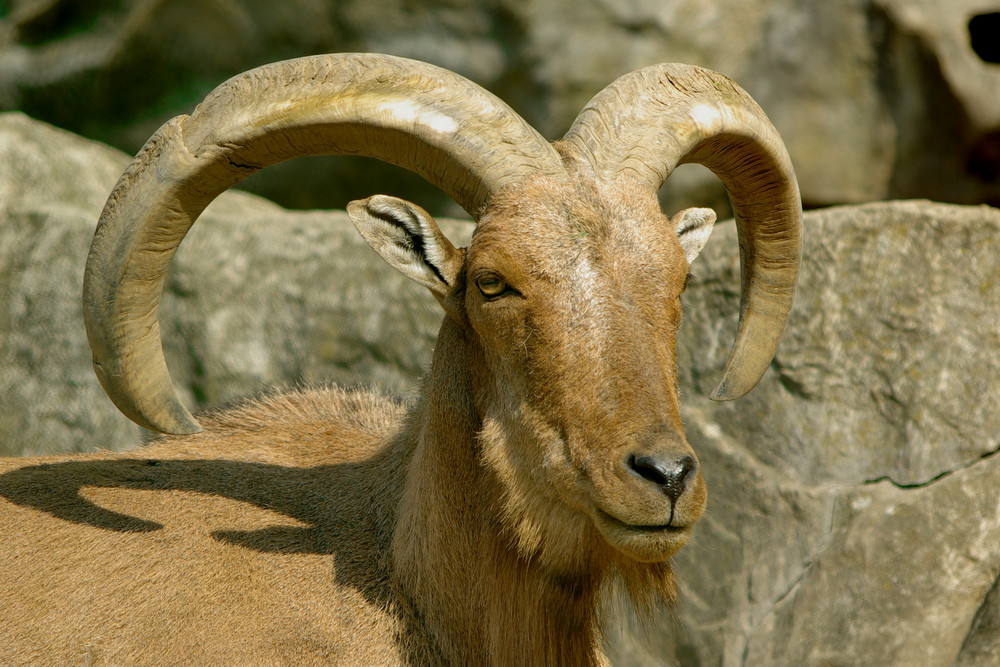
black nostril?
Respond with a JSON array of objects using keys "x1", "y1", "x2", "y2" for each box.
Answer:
[
  {"x1": 629, "y1": 455, "x2": 668, "y2": 485},
  {"x1": 628, "y1": 454, "x2": 695, "y2": 501}
]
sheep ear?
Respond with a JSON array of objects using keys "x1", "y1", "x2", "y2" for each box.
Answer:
[
  {"x1": 672, "y1": 207, "x2": 717, "y2": 264},
  {"x1": 348, "y1": 195, "x2": 464, "y2": 297}
]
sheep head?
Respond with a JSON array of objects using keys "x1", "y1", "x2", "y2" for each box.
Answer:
[
  {"x1": 348, "y1": 174, "x2": 715, "y2": 569},
  {"x1": 83, "y1": 54, "x2": 800, "y2": 570}
]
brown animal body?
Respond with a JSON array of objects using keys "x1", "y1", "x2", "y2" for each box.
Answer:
[{"x1": 0, "y1": 54, "x2": 800, "y2": 665}]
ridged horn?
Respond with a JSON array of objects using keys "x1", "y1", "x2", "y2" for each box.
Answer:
[
  {"x1": 560, "y1": 63, "x2": 801, "y2": 401},
  {"x1": 84, "y1": 53, "x2": 566, "y2": 434}
]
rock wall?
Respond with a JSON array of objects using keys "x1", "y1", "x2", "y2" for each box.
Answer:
[
  {"x1": 1, "y1": 0, "x2": 998, "y2": 218},
  {"x1": 614, "y1": 200, "x2": 1000, "y2": 666},
  {"x1": 3, "y1": 112, "x2": 999, "y2": 665}
]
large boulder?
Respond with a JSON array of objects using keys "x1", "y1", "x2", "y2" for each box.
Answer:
[
  {"x1": 0, "y1": 111, "x2": 138, "y2": 455},
  {"x1": 1, "y1": 0, "x2": 997, "y2": 216},
  {"x1": 608, "y1": 200, "x2": 1000, "y2": 665}
]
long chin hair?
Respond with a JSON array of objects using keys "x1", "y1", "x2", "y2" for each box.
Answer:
[
  {"x1": 486, "y1": 477, "x2": 680, "y2": 664},
  {"x1": 598, "y1": 555, "x2": 678, "y2": 651},
  {"x1": 489, "y1": 457, "x2": 679, "y2": 615},
  {"x1": 505, "y1": 495, "x2": 679, "y2": 622},
  {"x1": 608, "y1": 556, "x2": 677, "y2": 614},
  {"x1": 479, "y1": 416, "x2": 679, "y2": 642}
]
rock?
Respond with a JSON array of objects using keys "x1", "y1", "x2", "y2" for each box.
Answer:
[
  {"x1": 741, "y1": 463, "x2": 1000, "y2": 666},
  {"x1": 957, "y1": 575, "x2": 1000, "y2": 667},
  {"x1": 0, "y1": 111, "x2": 139, "y2": 455},
  {"x1": 607, "y1": 200, "x2": 1000, "y2": 666},
  {"x1": 680, "y1": 201, "x2": 1000, "y2": 486},
  {"x1": 878, "y1": 0, "x2": 1000, "y2": 133},
  {"x1": 1, "y1": 0, "x2": 997, "y2": 216}
]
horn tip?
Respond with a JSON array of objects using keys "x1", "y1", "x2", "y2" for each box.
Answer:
[
  {"x1": 92, "y1": 360, "x2": 203, "y2": 435},
  {"x1": 709, "y1": 381, "x2": 745, "y2": 402},
  {"x1": 156, "y1": 418, "x2": 204, "y2": 436},
  {"x1": 709, "y1": 368, "x2": 760, "y2": 401}
]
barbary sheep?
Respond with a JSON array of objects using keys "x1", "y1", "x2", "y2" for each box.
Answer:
[{"x1": 0, "y1": 53, "x2": 800, "y2": 665}]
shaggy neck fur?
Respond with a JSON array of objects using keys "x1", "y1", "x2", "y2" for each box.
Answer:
[{"x1": 392, "y1": 317, "x2": 610, "y2": 666}]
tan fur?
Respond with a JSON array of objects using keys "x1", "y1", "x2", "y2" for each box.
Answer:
[{"x1": 1, "y1": 175, "x2": 711, "y2": 665}]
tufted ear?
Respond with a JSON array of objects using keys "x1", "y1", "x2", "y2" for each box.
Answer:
[
  {"x1": 672, "y1": 207, "x2": 717, "y2": 264},
  {"x1": 347, "y1": 195, "x2": 465, "y2": 297}
]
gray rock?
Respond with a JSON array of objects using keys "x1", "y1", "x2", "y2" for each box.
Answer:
[
  {"x1": 679, "y1": 201, "x2": 1000, "y2": 487},
  {"x1": 0, "y1": 111, "x2": 138, "y2": 455},
  {"x1": 612, "y1": 200, "x2": 1000, "y2": 666},
  {"x1": 1, "y1": 0, "x2": 997, "y2": 216},
  {"x1": 742, "y1": 464, "x2": 1000, "y2": 667},
  {"x1": 957, "y1": 575, "x2": 1000, "y2": 667}
]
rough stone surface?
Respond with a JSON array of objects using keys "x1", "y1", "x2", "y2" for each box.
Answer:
[
  {"x1": 0, "y1": 111, "x2": 138, "y2": 455},
  {"x1": 680, "y1": 201, "x2": 1000, "y2": 487},
  {"x1": 1, "y1": 0, "x2": 998, "y2": 217},
  {"x1": 605, "y1": 201, "x2": 1000, "y2": 666},
  {"x1": 4, "y1": 114, "x2": 1000, "y2": 665}
]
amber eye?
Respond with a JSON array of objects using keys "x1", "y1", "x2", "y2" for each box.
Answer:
[{"x1": 475, "y1": 273, "x2": 507, "y2": 297}]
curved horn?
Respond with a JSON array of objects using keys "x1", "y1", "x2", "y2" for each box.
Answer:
[
  {"x1": 84, "y1": 53, "x2": 566, "y2": 434},
  {"x1": 560, "y1": 63, "x2": 801, "y2": 401}
]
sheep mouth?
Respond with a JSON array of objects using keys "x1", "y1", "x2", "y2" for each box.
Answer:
[
  {"x1": 591, "y1": 507, "x2": 694, "y2": 561},
  {"x1": 595, "y1": 507, "x2": 689, "y2": 535}
]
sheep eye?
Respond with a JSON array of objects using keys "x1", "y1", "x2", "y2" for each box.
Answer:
[{"x1": 475, "y1": 273, "x2": 507, "y2": 297}]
